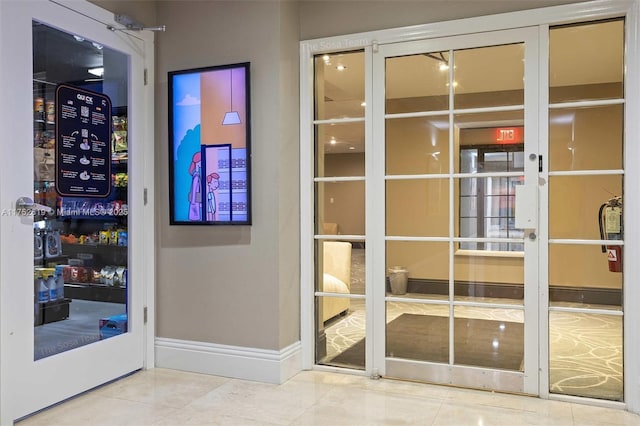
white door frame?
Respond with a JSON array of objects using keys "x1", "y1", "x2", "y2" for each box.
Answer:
[
  {"x1": 0, "y1": 1, "x2": 155, "y2": 423},
  {"x1": 300, "y1": 0, "x2": 640, "y2": 413}
]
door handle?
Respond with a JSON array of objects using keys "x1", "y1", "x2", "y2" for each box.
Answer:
[{"x1": 15, "y1": 197, "x2": 54, "y2": 215}]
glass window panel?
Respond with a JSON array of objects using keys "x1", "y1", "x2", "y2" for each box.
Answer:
[
  {"x1": 455, "y1": 111, "x2": 524, "y2": 174},
  {"x1": 315, "y1": 240, "x2": 364, "y2": 296},
  {"x1": 549, "y1": 105, "x2": 623, "y2": 172},
  {"x1": 315, "y1": 122, "x2": 365, "y2": 178},
  {"x1": 548, "y1": 244, "x2": 622, "y2": 309},
  {"x1": 386, "y1": 179, "x2": 449, "y2": 237},
  {"x1": 454, "y1": 252, "x2": 524, "y2": 303},
  {"x1": 315, "y1": 181, "x2": 365, "y2": 236},
  {"x1": 386, "y1": 241, "x2": 450, "y2": 297},
  {"x1": 460, "y1": 149, "x2": 477, "y2": 173},
  {"x1": 549, "y1": 175, "x2": 622, "y2": 240},
  {"x1": 454, "y1": 307, "x2": 524, "y2": 371},
  {"x1": 386, "y1": 303, "x2": 450, "y2": 363},
  {"x1": 549, "y1": 311, "x2": 622, "y2": 401},
  {"x1": 386, "y1": 116, "x2": 449, "y2": 175},
  {"x1": 316, "y1": 296, "x2": 365, "y2": 369},
  {"x1": 549, "y1": 20, "x2": 624, "y2": 104},
  {"x1": 314, "y1": 51, "x2": 364, "y2": 120},
  {"x1": 460, "y1": 196, "x2": 477, "y2": 217},
  {"x1": 453, "y1": 43, "x2": 524, "y2": 109},
  {"x1": 385, "y1": 52, "x2": 449, "y2": 114},
  {"x1": 457, "y1": 176, "x2": 522, "y2": 252},
  {"x1": 460, "y1": 176, "x2": 477, "y2": 196}
]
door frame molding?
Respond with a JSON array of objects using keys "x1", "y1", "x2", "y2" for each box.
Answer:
[{"x1": 300, "y1": 0, "x2": 639, "y2": 412}]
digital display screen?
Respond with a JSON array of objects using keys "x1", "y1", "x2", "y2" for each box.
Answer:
[{"x1": 168, "y1": 63, "x2": 251, "y2": 225}]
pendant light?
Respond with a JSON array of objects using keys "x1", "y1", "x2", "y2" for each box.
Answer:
[{"x1": 222, "y1": 68, "x2": 241, "y2": 125}]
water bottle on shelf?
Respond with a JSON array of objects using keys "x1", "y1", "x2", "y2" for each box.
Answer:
[
  {"x1": 37, "y1": 276, "x2": 49, "y2": 303},
  {"x1": 47, "y1": 275, "x2": 58, "y2": 301}
]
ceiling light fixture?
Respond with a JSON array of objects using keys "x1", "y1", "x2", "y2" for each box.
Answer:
[
  {"x1": 330, "y1": 137, "x2": 337, "y2": 145},
  {"x1": 336, "y1": 64, "x2": 346, "y2": 71},
  {"x1": 73, "y1": 35, "x2": 85, "y2": 42},
  {"x1": 222, "y1": 69, "x2": 241, "y2": 126},
  {"x1": 423, "y1": 52, "x2": 449, "y2": 71},
  {"x1": 92, "y1": 42, "x2": 103, "y2": 50},
  {"x1": 360, "y1": 101, "x2": 366, "y2": 107},
  {"x1": 88, "y1": 67, "x2": 104, "y2": 77}
]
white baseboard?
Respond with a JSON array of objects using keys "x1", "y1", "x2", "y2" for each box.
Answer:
[{"x1": 155, "y1": 337, "x2": 302, "y2": 384}]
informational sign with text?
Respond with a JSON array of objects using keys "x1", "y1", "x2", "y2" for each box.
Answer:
[{"x1": 55, "y1": 84, "x2": 112, "y2": 197}]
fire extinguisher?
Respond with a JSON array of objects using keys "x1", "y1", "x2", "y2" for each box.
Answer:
[{"x1": 598, "y1": 196, "x2": 623, "y2": 272}]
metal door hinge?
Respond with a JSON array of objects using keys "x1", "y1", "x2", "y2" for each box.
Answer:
[
  {"x1": 144, "y1": 188, "x2": 148, "y2": 205},
  {"x1": 144, "y1": 68, "x2": 148, "y2": 86},
  {"x1": 144, "y1": 306, "x2": 148, "y2": 324}
]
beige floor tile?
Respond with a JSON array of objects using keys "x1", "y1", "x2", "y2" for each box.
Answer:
[
  {"x1": 95, "y1": 368, "x2": 230, "y2": 409},
  {"x1": 293, "y1": 384, "x2": 442, "y2": 425}
]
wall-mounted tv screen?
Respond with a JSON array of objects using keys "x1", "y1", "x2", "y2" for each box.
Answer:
[{"x1": 168, "y1": 62, "x2": 251, "y2": 225}]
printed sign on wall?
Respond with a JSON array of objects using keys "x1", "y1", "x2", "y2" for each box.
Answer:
[{"x1": 55, "y1": 84, "x2": 112, "y2": 197}]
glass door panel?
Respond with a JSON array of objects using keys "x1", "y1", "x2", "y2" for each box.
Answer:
[
  {"x1": 32, "y1": 21, "x2": 129, "y2": 360},
  {"x1": 379, "y1": 28, "x2": 537, "y2": 394}
]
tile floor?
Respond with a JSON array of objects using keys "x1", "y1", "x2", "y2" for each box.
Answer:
[{"x1": 17, "y1": 368, "x2": 640, "y2": 425}]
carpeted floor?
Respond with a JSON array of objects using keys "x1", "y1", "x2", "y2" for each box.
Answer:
[{"x1": 331, "y1": 313, "x2": 524, "y2": 371}]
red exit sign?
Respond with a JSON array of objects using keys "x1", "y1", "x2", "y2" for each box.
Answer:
[{"x1": 494, "y1": 127, "x2": 523, "y2": 144}]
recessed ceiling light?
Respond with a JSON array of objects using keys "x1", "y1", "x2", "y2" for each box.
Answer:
[
  {"x1": 322, "y1": 54, "x2": 330, "y2": 61},
  {"x1": 336, "y1": 64, "x2": 346, "y2": 71},
  {"x1": 330, "y1": 137, "x2": 337, "y2": 145},
  {"x1": 348, "y1": 146, "x2": 355, "y2": 150},
  {"x1": 360, "y1": 102, "x2": 366, "y2": 107},
  {"x1": 439, "y1": 63, "x2": 449, "y2": 71}
]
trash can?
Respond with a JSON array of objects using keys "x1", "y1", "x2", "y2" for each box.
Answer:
[{"x1": 388, "y1": 267, "x2": 409, "y2": 295}]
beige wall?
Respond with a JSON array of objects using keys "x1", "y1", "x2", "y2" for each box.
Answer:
[
  {"x1": 92, "y1": 0, "x2": 300, "y2": 350},
  {"x1": 299, "y1": 0, "x2": 591, "y2": 40},
  {"x1": 154, "y1": 0, "x2": 300, "y2": 349}
]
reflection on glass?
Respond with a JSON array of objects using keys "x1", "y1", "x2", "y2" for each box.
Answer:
[
  {"x1": 385, "y1": 116, "x2": 449, "y2": 175},
  {"x1": 457, "y1": 174, "x2": 524, "y2": 252},
  {"x1": 317, "y1": 296, "x2": 365, "y2": 369},
  {"x1": 453, "y1": 43, "x2": 524, "y2": 109},
  {"x1": 454, "y1": 307, "x2": 524, "y2": 371},
  {"x1": 549, "y1": 105, "x2": 623, "y2": 172},
  {"x1": 33, "y1": 22, "x2": 129, "y2": 360},
  {"x1": 386, "y1": 241, "x2": 449, "y2": 296},
  {"x1": 454, "y1": 253, "x2": 524, "y2": 303},
  {"x1": 316, "y1": 240, "x2": 364, "y2": 296},
  {"x1": 550, "y1": 20, "x2": 624, "y2": 104},
  {"x1": 315, "y1": 122, "x2": 365, "y2": 178},
  {"x1": 315, "y1": 181, "x2": 365, "y2": 236},
  {"x1": 314, "y1": 50, "x2": 364, "y2": 120},
  {"x1": 549, "y1": 175, "x2": 622, "y2": 240},
  {"x1": 549, "y1": 311, "x2": 622, "y2": 401},
  {"x1": 548, "y1": 244, "x2": 622, "y2": 309},
  {"x1": 386, "y1": 307, "x2": 449, "y2": 363},
  {"x1": 386, "y1": 179, "x2": 449, "y2": 237},
  {"x1": 385, "y1": 52, "x2": 450, "y2": 114}
]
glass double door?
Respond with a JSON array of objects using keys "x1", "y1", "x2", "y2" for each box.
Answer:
[
  {"x1": 0, "y1": 1, "x2": 152, "y2": 422},
  {"x1": 372, "y1": 27, "x2": 540, "y2": 394},
  {"x1": 314, "y1": 19, "x2": 625, "y2": 401}
]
